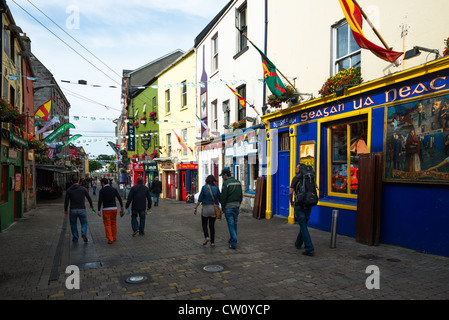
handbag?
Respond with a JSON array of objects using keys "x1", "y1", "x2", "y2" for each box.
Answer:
[{"x1": 208, "y1": 185, "x2": 222, "y2": 220}]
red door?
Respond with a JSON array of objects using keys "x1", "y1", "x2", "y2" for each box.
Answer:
[{"x1": 181, "y1": 171, "x2": 187, "y2": 201}]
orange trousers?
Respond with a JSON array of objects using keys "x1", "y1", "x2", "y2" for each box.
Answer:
[{"x1": 102, "y1": 209, "x2": 118, "y2": 243}]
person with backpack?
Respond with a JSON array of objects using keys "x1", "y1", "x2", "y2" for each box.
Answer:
[{"x1": 289, "y1": 163, "x2": 318, "y2": 256}]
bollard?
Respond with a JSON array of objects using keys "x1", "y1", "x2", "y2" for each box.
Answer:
[{"x1": 330, "y1": 210, "x2": 339, "y2": 248}]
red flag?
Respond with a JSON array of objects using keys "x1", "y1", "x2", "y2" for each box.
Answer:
[
  {"x1": 34, "y1": 97, "x2": 54, "y2": 121},
  {"x1": 172, "y1": 130, "x2": 188, "y2": 151},
  {"x1": 339, "y1": 0, "x2": 403, "y2": 63},
  {"x1": 226, "y1": 84, "x2": 248, "y2": 108}
]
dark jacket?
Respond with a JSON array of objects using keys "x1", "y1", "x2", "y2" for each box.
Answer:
[
  {"x1": 220, "y1": 177, "x2": 243, "y2": 209},
  {"x1": 125, "y1": 183, "x2": 152, "y2": 211},
  {"x1": 98, "y1": 185, "x2": 123, "y2": 211},
  {"x1": 150, "y1": 180, "x2": 162, "y2": 194},
  {"x1": 64, "y1": 184, "x2": 93, "y2": 211},
  {"x1": 198, "y1": 184, "x2": 221, "y2": 205}
]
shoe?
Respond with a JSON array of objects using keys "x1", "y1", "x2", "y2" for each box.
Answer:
[
  {"x1": 210, "y1": 243, "x2": 215, "y2": 248},
  {"x1": 82, "y1": 234, "x2": 88, "y2": 242},
  {"x1": 302, "y1": 251, "x2": 315, "y2": 257},
  {"x1": 229, "y1": 245, "x2": 236, "y2": 250},
  {"x1": 108, "y1": 240, "x2": 113, "y2": 244},
  {"x1": 203, "y1": 237, "x2": 210, "y2": 245},
  {"x1": 132, "y1": 230, "x2": 139, "y2": 237}
]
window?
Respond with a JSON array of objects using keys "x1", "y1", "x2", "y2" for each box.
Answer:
[
  {"x1": 167, "y1": 133, "x2": 172, "y2": 156},
  {"x1": 247, "y1": 154, "x2": 259, "y2": 193},
  {"x1": 212, "y1": 100, "x2": 218, "y2": 131},
  {"x1": 237, "y1": 85, "x2": 246, "y2": 121},
  {"x1": 333, "y1": 21, "x2": 361, "y2": 74},
  {"x1": 223, "y1": 100, "x2": 230, "y2": 127},
  {"x1": 329, "y1": 119, "x2": 368, "y2": 196},
  {"x1": 165, "y1": 89, "x2": 170, "y2": 113},
  {"x1": 279, "y1": 132, "x2": 290, "y2": 151},
  {"x1": 236, "y1": 3, "x2": 247, "y2": 53},
  {"x1": 181, "y1": 81, "x2": 187, "y2": 108},
  {"x1": 182, "y1": 129, "x2": 188, "y2": 157},
  {"x1": 212, "y1": 33, "x2": 219, "y2": 73}
]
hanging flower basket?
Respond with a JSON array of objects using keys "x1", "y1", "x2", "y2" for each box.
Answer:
[
  {"x1": 319, "y1": 67, "x2": 362, "y2": 98},
  {"x1": 132, "y1": 121, "x2": 139, "y2": 127},
  {"x1": 140, "y1": 116, "x2": 147, "y2": 124},
  {"x1": 0, "y1": 98, "x2": 26, "y2": 129},
  {"x1": 232, "y1": 119, "x2": 246, "y2": 131},
  {"x1": 149, "y1": 111, "x2": 157, "y2": 120},
  {"x1": 444, "y1": 37, "x2": 449, "y2": 57},
  {"x1": 267, "y1": 85, "x2": 296, "y2": 109},
  {"x1": 149, "y1": 149, "x2": 158, "y2": 160}
]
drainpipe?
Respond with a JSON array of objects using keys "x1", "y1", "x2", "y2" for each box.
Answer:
[{"x1": 262, "y1": 0, "x2": 268, "y2": 115}]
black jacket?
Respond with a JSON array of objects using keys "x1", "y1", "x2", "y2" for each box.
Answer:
[
  {"x1": 125, "y1": 183, "x2": 152, "y2": 211},
  {"x1": 150, "y1": 180, "x2": 162, "y2": 194},
  {"x1": 64, "y1": 184, "x2": 93, "y2": 211},
  {"x1": 98, "y1": 185, "x2": 123, "y2": 211}
]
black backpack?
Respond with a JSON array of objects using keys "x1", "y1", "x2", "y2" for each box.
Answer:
[{"x1": 294, "y1": 165, "x2": 318, "y2": 209}]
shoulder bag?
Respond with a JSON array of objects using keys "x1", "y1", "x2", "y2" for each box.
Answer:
[{"x1": 207, "y1": 185, "x2": 222, "y2": 220}]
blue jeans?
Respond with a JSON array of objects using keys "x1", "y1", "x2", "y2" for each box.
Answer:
[
  {"x1": 132, "y1": 209, "x2": 146, "y2": 235},
  {"x1": 225, "y1": 207, "x2": 239, "y2": 248},
  {"x1": 294, "y1": 206, "x2": 314, "y2": 253},
  {"x1": 153, "y1": 193, "x2": 160, "y2": 206},
  {"x1": 69, "y1": 209, "x2": 88, "y2": 242}
]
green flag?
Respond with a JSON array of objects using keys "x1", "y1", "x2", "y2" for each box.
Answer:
[
  {"x1": 251, "y1": 43, "x2": 287, "y2": 97},
  {"x1": 43, "y1": 123, "x2": 75, "y2": 144}
]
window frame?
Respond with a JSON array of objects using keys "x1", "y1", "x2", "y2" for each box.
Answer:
[
  {"x1": 165, "y1": 89, "x2": 171, "y2": 114},
  {"x1": 211, "y1": 33, "x2": 219, "y2": 73},
  {"x1": 181, "y1": 81, "x2": 187, "y2": 108},
  {"x1": 332, "y1": 20, "x2": 361, "y2": 75},
  {"x1": 237, "y1": 85, "x2": 246, "y2": 122},
  {"x1": 236, "y1": 2, "x2": 248, "y2": 54}
]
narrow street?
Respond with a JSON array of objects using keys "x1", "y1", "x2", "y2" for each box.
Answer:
[{"x1": 1, "y1": 184, "x2": 448, "y2": 305}]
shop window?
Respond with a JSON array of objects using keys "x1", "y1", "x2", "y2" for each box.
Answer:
[{"x1": 330, "y1": 120, "x2": 368, "y2": 196}]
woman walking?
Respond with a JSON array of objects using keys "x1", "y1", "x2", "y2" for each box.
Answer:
[{"x1": 194, "y1": 175, "x2": 221, "y2": 247}]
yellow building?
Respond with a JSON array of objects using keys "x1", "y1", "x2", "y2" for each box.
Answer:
[{"x1": 156, "y1": 49, "x2": 198, "y2": 200}]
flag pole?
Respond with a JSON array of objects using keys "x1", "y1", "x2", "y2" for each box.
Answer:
[
  {"x1": 352, "y1": 0, "x2": 389, "y2": 52},
  {"x1": 241, "y1": 32, "x2": 297, "y2": 91}
]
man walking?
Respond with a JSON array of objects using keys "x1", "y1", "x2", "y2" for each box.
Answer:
[
  {"x1": 289, "y1": 164, "x2": 315, "y2": 256},
  {"x1": 125, "y1": 176, "x2": 152, "y2": 236},
  {"x1": 220, "y1": 168, "x2": 242, "y2": 249},
  {"x1": 64, "y1": 175, "x2": 94, "y2": 243},
  {"x1": 98, "y1": 178, "x2": 124, "y2": 244},
  {"x1": 150, "y1": 176, "x2": 162, "y2": 206}
]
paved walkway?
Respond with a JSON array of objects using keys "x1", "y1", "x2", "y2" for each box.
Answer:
[{"x1": 1, "y1": 184, "x2": 448, "y2": 303}]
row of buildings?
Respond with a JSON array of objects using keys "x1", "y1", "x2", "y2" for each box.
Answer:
[
  {"x1": 0, "y1": 0, "x2": 89, "y2": 231},
  {"x1": 117, "y1": 0, "x2": 449, "y2": 257}
]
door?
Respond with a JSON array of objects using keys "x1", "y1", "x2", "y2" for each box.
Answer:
[
  {"x1": 181, "y1": 171, "x2": 187, "y2": 201},
  {"x1": 278, "y1": 151, "x2": 290, "y2": 217}
]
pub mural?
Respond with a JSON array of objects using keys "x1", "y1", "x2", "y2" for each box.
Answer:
[{"x1": 384, "y1": 92, "x2": 449, "y2": 184}]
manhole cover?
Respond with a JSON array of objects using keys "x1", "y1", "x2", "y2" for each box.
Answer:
[
  {"x1": 125, "y1": 275, "x2": 148, "y2": 284},
  {"x1": 203, "y1": 265, "x2": 224, "y2": 272}
]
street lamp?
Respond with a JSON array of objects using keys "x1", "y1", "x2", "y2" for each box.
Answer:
[{"x1": 403, "y1": 46, "x2": 440, "y2": 60}]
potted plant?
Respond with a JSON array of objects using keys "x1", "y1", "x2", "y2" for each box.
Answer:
[
  {"x1": 0, "y1": 98, "x2": 26, "y2": 129},
  {"x1": 444, "y1": 37, "x2": 449, "y2": 57},
  {"x1": 267, "y1": 85, "x2": 296, "y2": 109},
  {"x1": 319, "y1": 67, "x2": 362, "y2": 98},
  {"x1": 140, "y1": 116, "x2": 147, "y2": 124},
  {"x1": 149, "y1": 111, "x2": 157, "y2": 120},
  {"x1": 232, "y1": 119, "x2": 246, "y2": 131}
]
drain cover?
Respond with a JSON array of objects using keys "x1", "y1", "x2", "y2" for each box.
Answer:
[
  {"x1": 203, "y1": 265, "x2": 224, "y2": 272},
  {"x1": 125, "y1": 275, "x2": 148, "y2": 284}
]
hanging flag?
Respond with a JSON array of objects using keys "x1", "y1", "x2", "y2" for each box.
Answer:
[
  {"x1": 43, "y1": 123, "x2": 75, "y2": 143},
  {"x1": 35, "y1": 118, "x2": 60, "y2": 136},
  {"x1": 250, "y1": 43, "x2": 287, "y2": 97},
  {"x1": 226, "y1": 84, "x2": 248, "y2": 108},
  {"x1": 34, "y1": 97, "x2": 54, "y2": 122},
  {"x1": 172, "y1": 130, "x2": 188, "y2": 151},
  {"x1": 195, "y1": 114, "x2": 210, "y2": 135},
  {"x1": 339, "y1": 0, "x2": 403, "y2": 63}
]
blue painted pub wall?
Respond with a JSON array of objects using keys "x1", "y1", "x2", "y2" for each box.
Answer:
[{"x1": 270, "y1": 65, "x2": 449, "y2": 257}]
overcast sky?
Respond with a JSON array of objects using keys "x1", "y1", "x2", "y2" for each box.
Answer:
[{"x1": 9, "y1": 0, "x2": 229, "y2": 157}]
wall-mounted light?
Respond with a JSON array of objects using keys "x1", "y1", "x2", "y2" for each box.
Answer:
[{"x1": 404, "y1": 46, "x2": 440, "y2": 60}]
